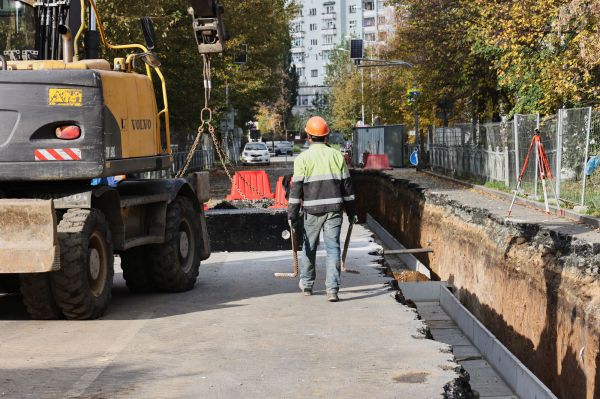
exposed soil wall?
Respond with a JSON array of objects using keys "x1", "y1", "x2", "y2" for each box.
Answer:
[{"x1": 352, "y1": 170, "x2": 600, "y2": 399}]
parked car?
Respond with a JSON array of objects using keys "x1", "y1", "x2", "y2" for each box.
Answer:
[
  {"x1": 275, "y1": 141, "x2": 294, "y2": 156},
  {"x1": 241, "y1": 142, "x2": 270, "y2": 165}
]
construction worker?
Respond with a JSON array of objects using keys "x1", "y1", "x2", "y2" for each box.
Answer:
[{"x1": 288, "y1": 116, "x2": 358, "y2": 302}]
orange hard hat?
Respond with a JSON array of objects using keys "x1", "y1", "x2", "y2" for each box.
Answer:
[{"x1": 305, "y1": 116, "x2": 330, "y2": 136}]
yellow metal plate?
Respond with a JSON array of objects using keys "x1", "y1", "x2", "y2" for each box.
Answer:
[{"x1": 48, "y1": 88, "x2": 83, "y2": 107}]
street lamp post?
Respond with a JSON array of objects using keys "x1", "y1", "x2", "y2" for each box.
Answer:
[{"x1": 360, "y1": 68, "x2": 365, "y2": 125}]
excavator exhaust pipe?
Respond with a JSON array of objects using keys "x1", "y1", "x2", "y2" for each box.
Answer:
[{"x1": 58, "y1": 25, "x2": 73, "y2": 63}]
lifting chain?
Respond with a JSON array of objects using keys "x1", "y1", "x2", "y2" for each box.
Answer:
[{"x1": 176, "y1": 55, "x2": 288, "y2": 208}]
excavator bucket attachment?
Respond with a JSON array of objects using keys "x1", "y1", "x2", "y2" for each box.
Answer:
[{"x1": 0, "y1": 199, "x2": 59, "y2": 273}]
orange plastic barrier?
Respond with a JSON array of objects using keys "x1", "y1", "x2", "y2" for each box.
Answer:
[
  {"x1": 269, "y1": 176, "x2": 292, "y2": 208},
  {"x1": 364, "y1": 154, "x2": 393, "y2": 170},
  {"x1": 226, "y1": 170, "x2": 275, "y2": 200}
]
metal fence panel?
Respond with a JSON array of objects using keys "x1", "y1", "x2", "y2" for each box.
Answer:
[
  {"x1": 513, "y1": 114, "x2": 540, "y2": 196},
  {"x1": 353, "y1": 127, "x2": 385, "y2": 165},
  {"x1": 426, "y1": 107, "x2": 598, "y2": 211},
  {"x1": 383, "y1": 125, "x2": 404, "y2": 167},
  {"x1": 557, "y1": 107, "x2": 592, "y2": 205},
  {"x1": 583, "y1": 111, "x2": 600, "y2": 209}
]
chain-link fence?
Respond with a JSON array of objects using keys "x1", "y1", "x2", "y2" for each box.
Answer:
[
  {"x1": 139, "y1": 135, "x2": 215, "y2": 179},
  {"x1": 583, "y1": 111, "x2": 600, "y2": 209},
  {"x1": 427, "y1": 106, "x2": 598, "y2": 212},
  {"x1": 556, "y1": 108, "x2": 592, "y2": 205}
]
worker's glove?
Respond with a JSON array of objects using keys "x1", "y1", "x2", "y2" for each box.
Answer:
[
  {"x1": 348, "y1": 214, "x2": 359, "y2": 225},
  {"x1": 289, "y1": 218, "x2": 300, "y2": 230}
]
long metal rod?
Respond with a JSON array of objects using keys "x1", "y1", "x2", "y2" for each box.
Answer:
[
  {"x1": 384, "y1": 248, "x2": 434, "y2": 255},
  {"x1": 360, "y1": 68, "x2": 365, "y2": 124},
  {"x1": 358, "y1": 63, "x2": 413, "y2": 68},
  {"x1": 360, "y1": 58, "x2": 414, "y2": 66}
]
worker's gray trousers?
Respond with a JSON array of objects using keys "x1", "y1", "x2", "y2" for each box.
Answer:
[{"x1": 299, "y1": 211, "x2": 342, "y2": 294}]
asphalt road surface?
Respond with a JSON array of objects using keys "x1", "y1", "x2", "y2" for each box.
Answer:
[{"x1": 0, "y1": 224, "x2": 459, "y2": 399}]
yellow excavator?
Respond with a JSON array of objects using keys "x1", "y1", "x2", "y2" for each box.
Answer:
[{"x1": 0, "y1": 0, "x2": 226, "y2": 319}]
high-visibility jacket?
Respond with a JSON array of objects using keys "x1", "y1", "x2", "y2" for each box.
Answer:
[{"x1": 287, "y1": 143, "x2": 356, "y2": 219}]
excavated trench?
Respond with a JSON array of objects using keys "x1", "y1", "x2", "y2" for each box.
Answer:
[{"x1": 352, "y1": 170, "x2": 600, "y2": 399}]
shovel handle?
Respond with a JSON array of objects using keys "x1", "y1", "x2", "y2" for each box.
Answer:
[
  {"x1": 274, "y1": 219, "x2": 299, "y2": 278},
  {"x1": 341, "y1": 222, "x2": 354, "y2": 272}
]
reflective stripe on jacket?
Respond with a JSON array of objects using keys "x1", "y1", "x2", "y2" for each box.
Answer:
[{"x1": 287, "y1": 143, "x2": 356, "y2": 219}]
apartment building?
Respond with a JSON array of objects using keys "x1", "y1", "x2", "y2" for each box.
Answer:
[{"x1": 290, "y1": 0, "x2": 395, "y2": 115}]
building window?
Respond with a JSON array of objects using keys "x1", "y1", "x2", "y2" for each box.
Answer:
[
  {"x1": 310, "y1": 39, "x2": 318, "y2": 45},
  {"x1": 298, "y1": 95, "x2": 309, "y2": 106},
  {"x1": 324, "y1": 19, "x2": 336, "y2": 29},
  {"x1": 378, "y1": 16, "x2": 386, "y2": 24},
  {"x1": 309, "y1": 8, "x2": 317, "y2": 16},
  {"x1": 363, "y1": 17, "x2": 375, "y2": 27},
  {"x1": 349, "y1": 4, "x2": 356, "y2": 13},
  {"x1": 296, "y1": 67, "x2": 305, "y2": 77},
  {"x1": 293, "y1": 38, "x2": 303, "y2": 47},
  {"x1": 293, "y1": 53, "x2": 304, "y2": 63},
  {"x1": 363, "y1": 1, "x2": 374, "y2": 10},
  {"x1": 325, "y1": 5, "x2": 334, "y2": 14},
  {"x1": 364, "y1": 33, "x2": 376, "y2": 41},
  {"x1": 323, "y1": 34, "x2": 335, "y2": 45},
  {"x1": 311, "y1": 69, "x2": 318, "y2": 77},
  {"x1": 322, "y1": 50, "x2": 331, "y2": 60},
  {"x1": 349, "y1": 20, "x2": 356, "y2": 29},
  {"x1": 310, "y1": 23, "x2": 318, "y2": 31}
]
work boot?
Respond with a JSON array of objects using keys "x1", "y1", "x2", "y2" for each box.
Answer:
[
  {"x1": 326, "y1": 293, "x2": 339, "y2": 302},
  {"x1": 299, "y1": 280, "x2": 312, "y2": 296}
]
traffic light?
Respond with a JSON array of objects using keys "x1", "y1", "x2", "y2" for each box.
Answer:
[{"x1": 350, "y1": 39, "x2": 363, "y2": 60}]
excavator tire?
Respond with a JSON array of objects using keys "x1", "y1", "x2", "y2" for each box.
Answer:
[
  {"x1": 120, "y1": 247, "x2": 155, "y2": 293},
  {"x1": 19, "y1": 273, "x2": 62, "y2": 320},
  {"x1": 149, "y1": 197, "x2": 200, "y2": 292},
  {"x1": 51, "y1": 208, "x2": 114, "y2": 320}
]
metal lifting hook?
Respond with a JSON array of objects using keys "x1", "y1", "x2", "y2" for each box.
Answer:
[{"x1": 200, "y1": 107, "x2": 212, "y2": 123}]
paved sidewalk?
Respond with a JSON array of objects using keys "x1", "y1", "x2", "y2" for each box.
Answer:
[{"x1": 0, "y1": 224, "x2": 460, "y2": 399}]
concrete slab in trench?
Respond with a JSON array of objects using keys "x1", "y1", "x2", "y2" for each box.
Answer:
[{"x1": 0, "y1": 224, "x2": 461, "y2": 399}]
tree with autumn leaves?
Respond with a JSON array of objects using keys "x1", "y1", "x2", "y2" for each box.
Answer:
[
  {"x1": 326, "y1": 0, "x2": 599, "y2": 129},
  {"x1": 95, "y1": 0, "x2": 297, "y2": 146}
]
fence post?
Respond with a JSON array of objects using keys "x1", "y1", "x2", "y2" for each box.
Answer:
[
  {"x1": 504, "y1": 146, "x2": 510, "y2": 187},
  {"x1": 513, "y1": 117, "x2": 520, "y2": 184},
  {"x1": 556, "y1": 109, "x2": 563, "y2": 199},
  {"x1": 581, "y1": 107, "x2": 592, "y2": 207},
  {"x1": 534, "y1": 113, "x2": 540, "y2": 198}
]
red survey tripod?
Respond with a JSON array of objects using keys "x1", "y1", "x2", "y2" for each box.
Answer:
[{"x1": 508, "y1": 129, "x2": 563, "y2": 217}]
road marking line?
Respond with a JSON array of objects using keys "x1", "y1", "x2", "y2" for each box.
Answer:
[{"x1": 65, "y1": 312, "x2": 153, "y2": 398}]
